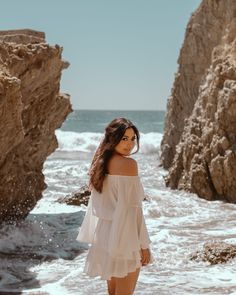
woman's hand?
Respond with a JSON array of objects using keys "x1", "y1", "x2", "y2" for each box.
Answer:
[{"x1": 140, "y1": 248, "x2": 151, "y2": 266}]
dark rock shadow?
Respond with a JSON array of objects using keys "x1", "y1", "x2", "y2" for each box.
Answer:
[{"x1": 0, "y1": 210, "x2": 86, "y2": 294}]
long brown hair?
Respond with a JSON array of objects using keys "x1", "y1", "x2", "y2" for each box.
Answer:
[{"x1": 89, "y1": 118, "x2": 140, "y2": 193}]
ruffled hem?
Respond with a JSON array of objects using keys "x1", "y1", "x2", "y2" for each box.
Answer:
[{"x1": 83, "y1": 245, "x2": 142, "y2": 280}]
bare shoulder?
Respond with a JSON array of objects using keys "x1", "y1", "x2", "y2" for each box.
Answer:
[
  {"x1": 124, "y1": 157, "x2": 138, "y2": 175},
  {"x1": 108, "y1": 154, "x2": 138, "y2": 176}
]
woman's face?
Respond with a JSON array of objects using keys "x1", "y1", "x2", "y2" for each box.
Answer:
[{"x1": 114, "y1": 128, "x2": 136, "y2": 156}]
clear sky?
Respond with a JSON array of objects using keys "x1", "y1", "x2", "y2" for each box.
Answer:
[{"x1": 0, "y1": 0, "x2": 201, "y2": 111}]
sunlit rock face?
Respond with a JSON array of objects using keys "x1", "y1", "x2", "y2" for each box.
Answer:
[
  {"x1": 0, "y1": 29, "x2": 72, "y2": 223},
  {"x1": 161, "y1": 0, "x2": 236, "y2": 202}
]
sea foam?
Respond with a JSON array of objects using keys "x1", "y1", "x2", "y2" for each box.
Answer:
[{"x1": 55, "y1": 130, "x2": 162, "y2": 155}]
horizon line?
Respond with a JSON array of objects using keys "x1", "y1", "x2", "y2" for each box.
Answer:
[{"x1": 71, "y1": 108, "x2": 166, "y2": 112}]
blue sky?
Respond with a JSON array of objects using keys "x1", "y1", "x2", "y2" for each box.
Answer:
[{"x1": 0, "y1": 0, "x2": 201, "y2": 110}]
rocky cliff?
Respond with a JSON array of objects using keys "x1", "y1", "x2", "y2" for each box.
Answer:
[
  {"x1": 0, "y1": 29, "x2": 72, "y2": 223},
  {"x1": 161, "y1": 0, "x2": 236, "y2": 202}
]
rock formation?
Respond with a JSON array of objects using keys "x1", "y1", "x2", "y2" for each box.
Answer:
[
  {"x1": 161, "y1": 0, "x2": 236, "y2": 202},
  {"x1": 191, "y1": 241, "x2": 236, "y2": 264},
  {"x1": 0, "y1": 29, "x2": 72, "y2": 223},
  {"x1": 58, "y1": 185, "x2": 91, "y2": 206}
]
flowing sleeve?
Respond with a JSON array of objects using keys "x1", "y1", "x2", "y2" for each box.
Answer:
[
  {"x1": 138, "y1": 209, "x2": 152, "y2": 249},
  {"x1": 76, "y1": 193, "x2": 98, "y2": 244},
  {"x1": 107, "y1": 176, "x2": 151, "y2": 259}
]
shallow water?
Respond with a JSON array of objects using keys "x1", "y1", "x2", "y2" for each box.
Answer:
[{"x1": 1, "y1": 130, "x2": 236, "y2": 295}]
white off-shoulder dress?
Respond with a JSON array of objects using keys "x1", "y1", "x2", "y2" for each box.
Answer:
[{"x1": 76, "y1": 174, "x2": 151, "y2": 280}]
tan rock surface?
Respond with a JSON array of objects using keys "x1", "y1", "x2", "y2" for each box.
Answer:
[
  {"x1": 161, "y1": 0, "x2": 236, "y2": 202},
  {"x1": 0, "y1": 29, "x2": 72, "y2": 223},
  {"x1": 191, "y1": 241, "x2": 236, "y2": 264},
  {"x1": 58, "y1": 185, "x2": 91, "y2": 206}
]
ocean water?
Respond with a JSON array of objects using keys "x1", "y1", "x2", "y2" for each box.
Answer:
[{"x1": 1, "y1": 110, "x2": 236, "y2": 295}]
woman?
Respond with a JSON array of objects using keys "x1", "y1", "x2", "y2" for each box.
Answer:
[{"x1": 77, "y1": 118, "x2": 152, "y2": 295}]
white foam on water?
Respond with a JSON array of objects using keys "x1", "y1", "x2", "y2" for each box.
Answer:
[
  {"x1": 55, "y1": 130, "x2": 103, "y2": 153},
  {"x1": 55, "y1": 130, "x2": 162, "y2": 155},
  {"x1": 139, "y1": 132, "x2": 163, "y2": 154}
]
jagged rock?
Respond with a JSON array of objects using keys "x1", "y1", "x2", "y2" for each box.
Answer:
[
  {"x1": 58, "y1": 185, "x2": 91, "y2": 206},
  {"x1": 0, "y1": 29, "x2": 45, "y2": 44},
  {"x1": 190, "y1": 242, "x2": 236, "y2": 264},
  {"x1": 0, "y1": 29, "x2": 72, "y2": 223},
  {"x1": 161, "y1": 0, "x2": 236, "y2": 202}
]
